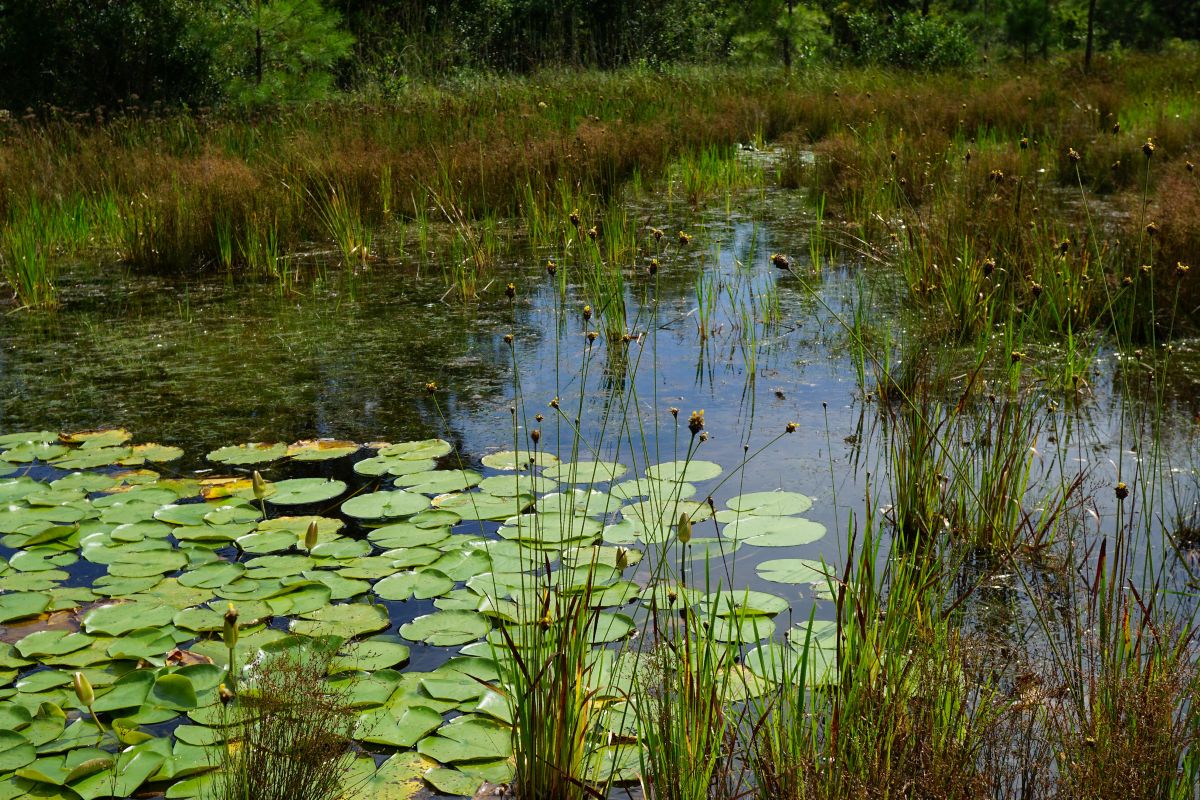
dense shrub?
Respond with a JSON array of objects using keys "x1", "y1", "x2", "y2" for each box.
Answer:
[{"x1": 842, "y1": 11, "x2": 974, "y2": 70}]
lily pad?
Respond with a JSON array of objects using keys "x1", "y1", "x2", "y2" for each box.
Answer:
[
  {"x1": 206, "y1": 442, "x2": 288, "y2": 465},
  {"x1": 289, "y1": 602, "x2": 390, "y2": 638},
  {"x1": 330, "y1": 635, "x2": 411, "y2": 674},
  {"x1": 756, "y1": 558, "x2": 835, "y2": 586},
  {"x1": 722, "y1": 516, "x2": 827, "y2": 547},
  {"x1": 399, "y1": 611, "x2": 490, "y2": 647},
  {"x1": 342, "y1": 490, "x2": 430, "y2": 521},
  {"x1": 0, "y1": 592, "x2": 50, "y2": 624},
  {"x1": 431, "y1": 492, "x2": 532, "y2": 521},
  {"x1": 644, "y1": 460, "x2": 723, "y2": 483},
  {"x1": 286, "y1": 439, "x2": 359, "y2": 461},
  {"x1": 542, "y1": 461, "x2": 627, "y2": 483},
  {"x1": 479, "y1": 450, "x2": 560, "y2": 470},
  {"x1": 724, "y1": 490, "x2": 813, "y2": 517},
  {"x1": 264, "y1": 478, "x2": 347, "y2": 506},
  {"x1": 374, "y1": 570, "x2": 456, "y2": 601},
  {"x1": 416, "y1": 715, "x2": 512, "y2": 764}
]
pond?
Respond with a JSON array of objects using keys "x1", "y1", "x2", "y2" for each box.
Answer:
[{"x1": 0, "y1": 163, "x2": 1197, "y2": 799}]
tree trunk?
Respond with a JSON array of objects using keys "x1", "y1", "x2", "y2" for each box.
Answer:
[
  {"x1": 783, "y1": 0, "x2": 794, "y2": 72},
  {"x1": 1084, "y1": 0, "x2": 1097, "y2": 72},
  {"x1": 255, "y1": 27, "x2": 263, "y2": 86}
]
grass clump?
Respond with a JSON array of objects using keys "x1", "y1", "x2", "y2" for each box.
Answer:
[{"x1": 216, "y1": 640, "x2": 356, "y2": 800}]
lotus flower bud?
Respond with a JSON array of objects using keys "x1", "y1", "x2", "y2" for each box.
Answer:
[
  {"x1": 677, "y1": 512, "x2": 692, "y2": 545},
  {"x1": 73, "y1": 672, "x2": 94, "y2": 707},
  {"x1": 223, "y1": 603, "x2": 240, "y2": 648},
  {"x1": 252, "y1": 471, "x2": 268, "y2": 501}
]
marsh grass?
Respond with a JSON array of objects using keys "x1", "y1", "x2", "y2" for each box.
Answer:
[{"x1": 216, "y1": 641, "x2": 357, "y2": 800}]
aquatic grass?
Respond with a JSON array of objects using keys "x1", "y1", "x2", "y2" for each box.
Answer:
[
  {"x1": 311, "y1": 183, "x2": 372, "y2": 266},
  {"x1": 216, "y1": 641, "x2": 357, "y2": 800},
  {"x1": 0, "y1": 214, "x2": 57, "y2": 308},
  {"x1": 743, "y1": 513, "x2": 1003, "y2": 800}
]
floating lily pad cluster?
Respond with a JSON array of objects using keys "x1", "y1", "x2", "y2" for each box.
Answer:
[{"x1": 0, "y1": 431, "x2": 834, "y2": 799}]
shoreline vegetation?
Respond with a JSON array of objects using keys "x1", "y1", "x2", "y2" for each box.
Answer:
[{"x1": 0, "y1": 54, "x2": 1195, "y2": 318}]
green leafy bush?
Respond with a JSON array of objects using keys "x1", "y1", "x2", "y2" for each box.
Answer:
[{"x1": 843, "y1": 12, "x2": 974, "y2": 70}]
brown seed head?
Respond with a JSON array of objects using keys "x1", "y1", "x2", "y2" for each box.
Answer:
[
  {"x1": 1177, "y1": 262, "x2": 1191, "y2": 277},
  {"x1": 587, "y1": 226, "x2": 598, "y2": 241},
  {"x1": 771, "y1": 253, "x2": 791, "y2": 271},
  {"x1": 1121, "y1": 275, "x2": 1133, "y2": 287},
  {"x1": 669, "y1": 407, "x2": 679, "y2": 419},
  {"x1": 504, "y1": 333, "x2": 514, "y2": 344},
  {"x1": 1146, "y1": 222, "x2": 1159, "y2": 236},
  {"x1": 1067, "y1": 147, "x2": 1082, "y2": 163},
  {"x1": 648, "y1": 258, "x2": 659, "y2": 275},
  {"x1": 550, "y1": 396, "x2": 560, "y2": 409},
  {"x1": 1115, "y1": 481, "x2": 1129, "y2": 500},
  {"x1": 1112, "y1": 122, "x2": 1120, "y2": 134},
  {"x1": 426, "y1": 381, "x2": 437, "y2": 394},
  {"x1": 505, "y1": 282, "x2": 516, "y2": 299},
  {"x1": 1011, "y1": 351, "x2": 1025, "y2": 363},
  {"x1": 546, "y1": 259, "x2": 558, "y2": 276},
  {"x1": 530, "y1": 429, "x2": 541, "y2": 444},
  {"x1": 687, "y1": 409, "x2": 705, "y2": 436},
  {"x1": 569, "y1": 209, "x2": 580, "y2": 226},
  {"x1": 785, "y1": 421, "x2": 798, "y2": 433},
  {"x1": 1143, "y1": 138, "x2": 1156, "y2": 158},
  {"x1": 1020, "y1": 137, "x2": 1029, "y2": 150},
  {"x1": 582, "y1": 304, "x2": 592, "y2": 321},
  {"x1": 982, "y1": 258, "x2": 996, "y2": 277},
  {"x1": 586, "y1": 331, "x2": 597, "y2": 344},
  {"x1": 678, "y1": 231, "x2": 692, "y2": 246}
]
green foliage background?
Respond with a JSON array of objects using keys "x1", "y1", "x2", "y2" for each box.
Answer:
[{"x1": 0, "y1": 0, "x2": 1197, "y2": 109}]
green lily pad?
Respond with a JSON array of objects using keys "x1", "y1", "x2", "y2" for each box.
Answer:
[
  {"x1": 541, "y1": 461, "x2": 627, "y2": 483},
  {"x1": 479, "y1": 450, "x2": 560, "y2": 470},
  {"x1": 289, "y1": 602, "x2": 390, "y2": 638},
  {"x1": 395, "y1": 470, "x2": 481, "y2": 495},
  {"x1": 378, "y1": 439, "x2": 453, "y2": 460},
  {"x1": 342, "y1": 490, "x2": 430, "y2": 521},
  {"x1": 645, "y1": 460, "x2": 722, "y2": 483},
  {"x1": 353, "y1": 456, "x2": 437, "y2": 478},
  {"x1": 346, "y1": 751, "x2": 432, "y2": 800},
  {"x1": 15, "y1": 631, "x2": 92, "y2": 659},
  {"x1": 356, "y1": 703, "x2": 444, "y2": 747},
  {"x1": 756, "y1": 558, "x2": 834, "y2": 586},
  {"x1": 286, "y1": 439, "x2": 360, "y2": 461},
  {"x1": 330, "y1": 635, "x2": 411, "y2": 674},
  {"x1": 264, "y1": 478, "x2": 347, "y2": 506},
  {"x1": 0, "y1": 592, "x2": 50, "y2": 623},
  {"x1": 699, "y1": 589, "x2": 790, "y2": 617},
  {"x1": 424, "y1": 767, "x2": 483, "y2": 796},
  {"x1": 129, "y1": 444, "x2": 184, "y2": 462},
  {"x1": 54, "y1": 446, "x2": 135, "y2": 470},
  {"x1": 367, "y1": 523, "x2": 450, "y2": 549},
  {"x1": 400, "y1": 611, "x2": 490, "y2": 647},
  {"x1": 0, "y1": 731, "x2": 35, "y2": 772},
  {"x1": 83, "y1": 602, "x2": 176, "y2": 636},
  {"x1": 416, "y1": 714, "x2": 511, "y2": 764},
  {"x1": 706, "y1": 613, "x2": 777, "y2": 644},
  {"x1": 2, "y1": 443, "x2": 70, "y2": 463},
  {"x1": 724, "y1": 490, "x2": 813, "y2": 517},
  {"x1": 206, "y1": 442, "x2": 288, "y2": 465},
  {"x1": 374, "y1": 570, "x2": 455, "y2": 601},
  {"x1": 431, "y1": 492, "x2": 532, "y2": 521},
  {"x1": 476, "y1": 474, "x2": 558, "y2": 497},
  {"x1": 722, "y1": 516, "x2": 827, "y2": 547}
]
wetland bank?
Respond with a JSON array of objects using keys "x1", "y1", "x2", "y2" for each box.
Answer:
[{"x1": 1, "y1": 5, "x2": 1199, "y2": 798}]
